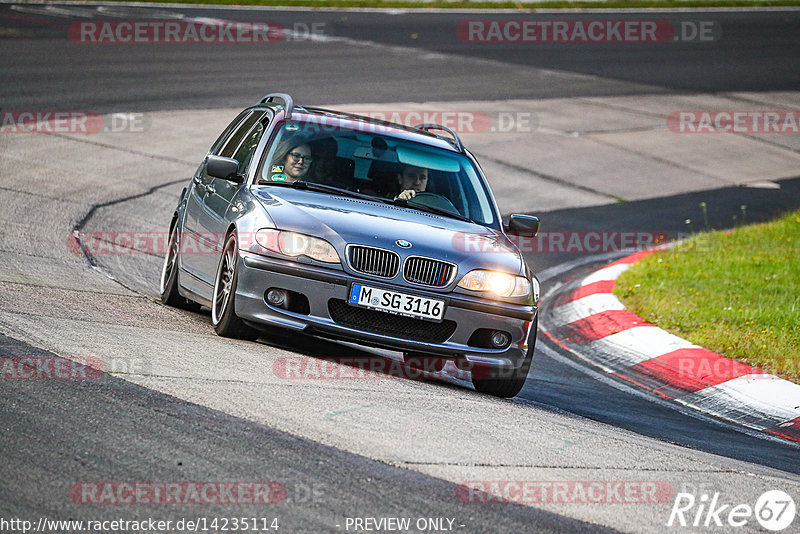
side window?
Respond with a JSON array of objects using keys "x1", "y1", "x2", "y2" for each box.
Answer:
[
  {"x1": 218, "y1": 112, "x2": 263, "y2": 159},
  {"x1": 232, "y1": 122, "x2": 265, "y2": 175},
  {"x1": 209, "y1": 110, "x2": 252, "y2": 156}
]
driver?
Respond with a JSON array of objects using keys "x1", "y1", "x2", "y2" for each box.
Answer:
[
  {"x1": 267, "y1": 139, "x2": 312, "y2": 183},
  {"x1": 395, "y1": 165, "x2": 428, "y2": 200}
]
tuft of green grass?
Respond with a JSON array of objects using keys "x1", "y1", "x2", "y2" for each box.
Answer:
[{"x1": 615, "y1": 208, "x2": 800, "y2": 384}]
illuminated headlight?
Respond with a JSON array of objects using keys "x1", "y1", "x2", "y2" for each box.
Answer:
[
  {"x1": 457, "y1": 270, "x2": 531, "y2": 298},
  {"x1": 255, "y1": 229, "x2": 340, "y2": 263}
]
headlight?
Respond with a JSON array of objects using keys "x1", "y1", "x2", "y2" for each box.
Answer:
[
  {"x1": 457, "y1": 269, "x2": 531, "y2": 298},
  {"x1": 255, "y1": 229, "x2": 340, "y2": 263}
]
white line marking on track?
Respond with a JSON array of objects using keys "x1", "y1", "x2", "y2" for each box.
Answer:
[
  {"x1": 683, "y1": 374, "x2": 800, "y2": 425},
  {"x1": 538, "y1": 250, "x2": 629, "y2": 286},
  {"x1": 10, "y1": 4, "x2": 96, "y2": 18}
]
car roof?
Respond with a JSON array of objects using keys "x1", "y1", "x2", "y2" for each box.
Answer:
[{"x1": 251, "y1": 93, "x2": 467, "y2": 155}]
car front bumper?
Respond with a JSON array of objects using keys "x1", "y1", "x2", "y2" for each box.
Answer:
[{"x1": 235, "y1": 252, "x2": 537, "y2": 369}]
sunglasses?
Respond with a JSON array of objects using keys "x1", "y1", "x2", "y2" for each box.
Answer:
[{"x1": 289, "y1": 152, "x2": 312, "y2": 163}]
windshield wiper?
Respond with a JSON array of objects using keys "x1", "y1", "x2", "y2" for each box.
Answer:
[{"x1": 392, "y1": 198, "x2": 472, "y2": 223}]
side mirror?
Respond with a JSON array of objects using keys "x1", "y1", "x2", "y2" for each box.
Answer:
[
  {"x1": 506, "y1": 214, "x2": 540, "y2": 237},
  {"x1": 207, "y1": 155, "x2": 243, "y2": 183}
]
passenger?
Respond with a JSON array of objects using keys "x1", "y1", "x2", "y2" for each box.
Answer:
[
  {"x1": 309, "y1": 137, "x2": 338, "y2": 185},
  {"x1": 395, "y1": 164, "x2": 428, "y2": 200},
  {"x1": 270, "y1": 140, "x2": 312, "y2": 182}
]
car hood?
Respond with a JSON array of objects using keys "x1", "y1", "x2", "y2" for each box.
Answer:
[{"x1": 251, "y1": 187, "x2": 525, "y2": 275}]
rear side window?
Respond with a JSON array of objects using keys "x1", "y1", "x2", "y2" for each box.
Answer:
[
  {"x1": 209, "y1": 110, "x2": 252, "y2": 155},
  {"x1": 232, "y1": 122, "x2": 265, "y2": 175},
  {"x1": 218, "y1": 111, "x2": 264, "y2": 159}
]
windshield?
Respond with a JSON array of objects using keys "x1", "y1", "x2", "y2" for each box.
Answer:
[{"x1": 254, "y1": 121, "x2": 496, "y2": 225}]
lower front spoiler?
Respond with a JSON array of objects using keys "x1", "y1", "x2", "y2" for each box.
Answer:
[{"x1": 235, "y1": 254, "x2": 536, "y2": 370}]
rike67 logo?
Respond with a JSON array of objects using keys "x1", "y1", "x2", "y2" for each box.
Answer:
[{"x1": 667, "y1": 490, "x2": 796, "y2": 531}]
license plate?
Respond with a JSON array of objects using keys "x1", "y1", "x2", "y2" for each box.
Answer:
[{"x1": 349, "y1": 283, "x2": 445, "y2": 322}]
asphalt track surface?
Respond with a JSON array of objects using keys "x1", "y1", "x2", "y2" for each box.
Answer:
[
  {"x1": 2, "y1": 4, "x2": 800, "y2": 533},
  {"x1": 1, "y1": 334, "x2": 608, "y2": 533},
  {"x1": 1, "y1": 6, "x2": 799, "y2": 111}
]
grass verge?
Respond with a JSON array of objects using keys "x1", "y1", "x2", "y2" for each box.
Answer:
[
  {"x1": 93, "y1": 0, "x2": 800, "y2": 9},
  {"x1": 614, "y1": 208, "x2": 800, "y2": 384}
]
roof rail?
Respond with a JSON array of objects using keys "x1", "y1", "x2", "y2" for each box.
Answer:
[
  {"x1": 303, "y1": 106, "x2": 427, "y2": 133},
  {"x1": 259, "y1": 93, "x2": 294, "y2": 120},
  {"x1": 302, "y1": 106, "x2": 382, "y2": 124},
  {"x1": 413, "y1": 123, "x2": 465, "y2": 153}
]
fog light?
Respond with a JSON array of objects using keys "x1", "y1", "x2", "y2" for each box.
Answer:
[
  {"x1": 490, "y1": 330, "x2": 511, "y2": 349},
  {"x1": 266, "y1": 288, "x2": 287, "y2": 307}
]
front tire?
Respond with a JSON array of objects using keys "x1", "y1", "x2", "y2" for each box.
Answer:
[
  {"x1": 211, "y1": 232, "x2": 259, "y2": 340},
  {"x1": 471, "y1": 316, "x2": 537, "y2": 398},
  {"x1": 160, "y1": 222, "x2": 201, "y2": 311}
]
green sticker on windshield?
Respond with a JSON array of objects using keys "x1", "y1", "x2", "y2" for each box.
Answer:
[
  {"x1": 284, "y1": 124, "x2": 299, "y2": 131},
  {"x1": 271, "y1": 173, "x2": 287, "y2": 181}
]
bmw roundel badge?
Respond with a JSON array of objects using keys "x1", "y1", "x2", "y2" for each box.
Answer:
[{"x1": 396, "y1": 240, "x2": 412, "y2": 248}]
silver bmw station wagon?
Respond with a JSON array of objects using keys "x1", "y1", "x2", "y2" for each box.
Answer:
[{"x1": 160, "y1": 93, "x2": 541, "y2": 397}]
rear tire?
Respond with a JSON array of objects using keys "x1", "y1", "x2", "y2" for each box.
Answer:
[
  {"x1": 160, "y1": 222, "x2": 201, "y2": 311},
  {"x1": 211, "y1": 232, "x2": 259, "y2": 340},
  {"x1": 471, "y1": 316, "x2": 537, "y2": 398}
]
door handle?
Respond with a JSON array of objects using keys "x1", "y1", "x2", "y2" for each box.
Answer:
[{"x1": 205, "y1": 184, "x2": 216, "y2": 195}]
